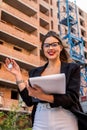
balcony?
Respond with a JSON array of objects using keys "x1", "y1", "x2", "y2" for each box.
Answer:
[
  {"x1": 39, "y1": 0, "x2": 49, "y2": 9},
  {"x1": 0, "y1": 78, "x2": 17, "y2": 89},
  {"x1": 39, "y1": 12, "x2": 49, "y2": 22},
  {"x1": 2, "y1": 3, "x2": 38, "y2": 27},
  {"x1": 0, "y1": 22, "x2": 38, "y2": 50},
  {"x1": 40, "y1": 4, "x2": 49, "y2": 16},
  {"x1": 0, "y1": 97, "x2": 32, "y2": 113},
  {"x1": 0, "y1": 65, "x2": 28, "y2": 84},
  {"x1": 43, "y1": 0, "x2": 49, "y2": 3},
  {"x1": 0, "y1": 44, "x2": 39, "y2": 70},
  {"x1": 3, "y1": 0, "x2": 38, "y2": 16},
  {"x1": 39, "y1": 26, "x2": 48, "y2": 34},
  {"x1": 1, "y1": 10, "x2": 37, "y2": 34},
  {"x1": 0, "y1": 97, "x2": 18, "y2": 109},
  {"x1": 39, "y1": 33, "x2": 45, "y2": 43},
  {"x1": 40, "y1": 18, "x2": 49, "y2": 30}
]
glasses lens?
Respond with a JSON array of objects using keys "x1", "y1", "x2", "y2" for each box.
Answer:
[
  {"x1": 43, "y1": 43, "x2": 50, "y2": 48},
  {"x1": 43, "y1": 42, "x2": 59, "y2": 48},
  {"x1": 52, "y1": 43, "x2": 58, "y2": 47}
]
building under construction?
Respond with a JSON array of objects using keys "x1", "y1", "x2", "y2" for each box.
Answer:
[
  {"x1": 0, "y1": 0, "x2": 58, "y2": 111},
  {"x1": 0, "y1": 0, "x2": 87, "y2": 113}
]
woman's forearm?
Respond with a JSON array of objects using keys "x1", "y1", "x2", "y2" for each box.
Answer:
[
  {"x1": 15, "y1": 73, "x2": 26, "y2": 91},
  {"x1": 41, "y1": 94, "x2": 54, "y2": 103}
]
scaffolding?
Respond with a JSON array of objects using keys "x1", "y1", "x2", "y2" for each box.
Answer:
[{"x1": 58, "y1": 0, "x2": 87, "y2": 111}]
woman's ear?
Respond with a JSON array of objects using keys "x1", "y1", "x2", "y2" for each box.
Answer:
[{"x1": 60, "y1": 45, "x2": 63, "y2": 51}]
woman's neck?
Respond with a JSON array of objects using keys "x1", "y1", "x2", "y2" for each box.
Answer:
[{"x1": 47, "y1": 59, "x2": 61, "y2": 68}]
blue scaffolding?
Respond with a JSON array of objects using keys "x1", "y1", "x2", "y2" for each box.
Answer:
[{"x1": 58, "y1": 0, "x2": 87, "y2": 94}]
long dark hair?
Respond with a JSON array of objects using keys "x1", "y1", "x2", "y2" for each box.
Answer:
[{"x1": 41, "y1": 31, "x2": 71, "y2": 62}]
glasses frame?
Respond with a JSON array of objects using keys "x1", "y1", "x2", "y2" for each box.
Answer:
[{"x1": 43, "y1": 42, "x2": 60, "y2": 48}]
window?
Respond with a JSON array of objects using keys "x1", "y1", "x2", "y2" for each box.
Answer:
[
  {"x1": 11, "y1": 90, "x2": 18, "y2": 100},
  {"x1": 81, "y1": 29, "x2": 86, "y2": 37},
  {"x1": 71, "y1": 27, "x2": 76, "y2": 34},
  {"x1": 43, "y1": 0, "x2": 49, "y2": 3},
  {"x1": 65, "y1": 28, "x2": 67, "y2": 35},
  {"x1": 32, "y1": 0, "x2": 37, "y2": 3},
  {"x1": 80, "y1": 19, "x2": 85, "y2": 27},
  {"x1": 58, "y1": 25, "x2": 60, "y2": 31},
  {"x1": 84, "y1": 41, "x2": 87, "y2": 48},
  {"x1": 79, "y1": 9, "x2": 84, "y2": 17},
  {"x1": 50, "y1": 0, "x2": 52, "y2": 5},
  {"x1": 50, "y1": 8, "x2": 53, "y2": 17},
  {"x1": 0, "y1": 63, "x2": 2, "y2": 69},
  {"x1": 57, "y1": 12, "x2": 59, "y2": 18},
  {"x1": 13, "y1": 46, "x2": 22, "y2": 52},
  {"x1": 84, "y1": 52, "x2": 87, "y2": 59},
  {"x1": 69, "y1": 5, "x2": 73, "y2": 12},
  {"x1": 63, "y1": 6, "x2": 66, "y2": 12},
  {"x1": 83, "y1": 40, "x2": 85, "y2": 46},
  {"x1": 0, "y1": 40, "x2": 3, "y2": 45},
  {"x1": 51, "y1": 21, "x2": 53, "y2": 29},
  {"x1": 57, "y1": 1, "x2": 58, "y2": 7}
]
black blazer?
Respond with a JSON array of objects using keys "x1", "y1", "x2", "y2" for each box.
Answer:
[{"x1": 19, "y1": 62, "x2": 87, "y2": 130}]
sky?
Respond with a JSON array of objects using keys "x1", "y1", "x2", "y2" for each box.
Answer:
[{"x1": 69, "y1": 0, "x2": 87, "y2": 13}]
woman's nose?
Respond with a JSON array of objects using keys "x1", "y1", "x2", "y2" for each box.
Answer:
[{"x1": 49, "y1": 45, "x2": 53, "y2": 49}]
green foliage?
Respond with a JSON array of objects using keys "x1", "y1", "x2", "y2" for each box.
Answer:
[{"x1": 0, "y1": 105, "x2": 32, "y2": 130}]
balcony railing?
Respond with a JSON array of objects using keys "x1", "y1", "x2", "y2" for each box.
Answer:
[
  {"x1": 2, "y1": 3, "x2": 38, "y2": 27},
  {"x1": 1, "y1": 10, "x2": 38, "y2": 34},
  {"x1": 21, "y1": 0, "x2": 38, "y2": 10},
  {"x1": 1, "y1": 98, "x2": 18, "y2": 109},
  {"x1": 39, "y1": 12, "x2": 49, "y2": 22},
  {"x1": 0, "y1": 22, "x2": 39, "y2": 47},
  {"x1": 3, "y1": 0, "x2": 38, "y2": 15},
  {"x1": 0, "y1": 44, "x2": 39, "y2": 66},
  {"x1": 39, "y1": 26, "x2": 48, "y2": 34},
  {"x1": 39, "y1": 0, "x2": 49, "y2": 9}
]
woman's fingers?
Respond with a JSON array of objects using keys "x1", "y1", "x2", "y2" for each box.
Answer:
[
  {"x1": 5, "y1": 58, "x2": 11, "y2": 64},
  {"x1": 5, "y1": 58, "x2": 18, "y2": 69},
  {"x1": 25, "y1": 80, "x2": 29, "y2": 89},
  {"x1": 3, "y1": 63, "x2": 9, "y2": 71},
  {"x1": 26, "y1": 81, "x2": 43, "y2": 99},
  {"x1": 33, "y1": 84, "x2": 42, "y2": 91},
  {"x1": 11, "y1": 59, "x2": 18, "y2": 67},
  {"x1": 5, "y1": 58, "x2": 13, "y2": 69},
  {"x1": 26, "y1": 80, "x2": 33, "y2": 94}
]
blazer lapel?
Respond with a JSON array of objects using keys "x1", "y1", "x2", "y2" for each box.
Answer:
[
  {"x1": 35, "y1": 62, "x2": 69, "y2": 78},
  {"x1": 61, "y1": 62, "x2": 69, "y2": 74}
]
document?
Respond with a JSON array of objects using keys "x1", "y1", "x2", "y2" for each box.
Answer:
[{"x1": 29, "y1": 73, "x2": 66, "y2": 94}]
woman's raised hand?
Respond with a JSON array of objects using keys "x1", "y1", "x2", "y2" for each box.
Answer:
[{"x1": 4, "y1": 58, "x2": 21, "y2": 76}]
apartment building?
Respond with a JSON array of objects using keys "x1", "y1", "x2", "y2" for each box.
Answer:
[
  {"x1": 0, "y1": 0, "x2": 87, "y2": 112},
  {"x1": 0, "y1": 0, "x2": 58, "y2": 110},
  {"x1": 77, "y1": 8, "x2": 87, "y2": 89},
  {"x1": 78, "y1": 8, "x2": 87, "y2": 63}
]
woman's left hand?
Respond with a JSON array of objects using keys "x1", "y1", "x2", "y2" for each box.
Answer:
[
  {"x1": 26, "y1": 82, "x2": 46, "y2": 101},
  {"x1": 25, "y1": 81, "x2": 54, "y2": 102}
]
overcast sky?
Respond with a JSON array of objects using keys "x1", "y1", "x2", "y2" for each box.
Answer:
[{"x1": 69, "y1": 0, "x2": 87, "y2": 13}]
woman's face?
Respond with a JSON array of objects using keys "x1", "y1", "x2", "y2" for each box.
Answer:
[{"x1": 43, "y1": 36, "x2": 63, "y2": 61}]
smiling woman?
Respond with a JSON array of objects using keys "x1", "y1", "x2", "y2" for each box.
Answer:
[
  {"x1": 4, "y1": 31, "x2": 87, "y2": 130},
  {"x1": 41, "y1": 31, "x2": 70, "y2": 63}
]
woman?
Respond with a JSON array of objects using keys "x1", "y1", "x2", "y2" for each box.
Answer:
[{"x1": 4, "y1": 31, "x2": 87, "y2": 130}]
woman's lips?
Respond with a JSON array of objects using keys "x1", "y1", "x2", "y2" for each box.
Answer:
[{"x1": 48, "y1": 51, "x2": 55, "y2": 56}]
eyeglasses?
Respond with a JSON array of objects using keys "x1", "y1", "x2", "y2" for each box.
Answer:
[{"x1": 43, "y1": 42, "x2": 60, "y2": 48}]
